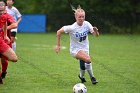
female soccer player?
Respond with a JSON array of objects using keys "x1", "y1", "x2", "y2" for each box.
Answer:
[
  {"x1": 55, "y1": 6, "x2": 99, "y2": 84},
  {"x1": 1, "y1": 10, "x2": 17, "y2": 80},
  {"x1": 0, "y1": 0, "x2": 18, "y2": 84},
  {"x1": 6, "y1": 0, "x2": 22, "y2": 52},
  {"x1": 0, "y1": 0, "x2": 17, "y2": 61}
]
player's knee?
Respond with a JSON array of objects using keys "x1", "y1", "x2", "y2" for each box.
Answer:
[
  {"x1": 10, "y1": 55, "x2": 18, "y2": 62},
  {"x1": 85, "y1": 57, "x2": 91, "y2": 63},
  {"x1": 13, "y1": 56, "x2": 18, "y2": 62}
]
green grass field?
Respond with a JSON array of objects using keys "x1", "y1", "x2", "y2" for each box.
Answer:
[{"x1": 0, "y1": 33, "x2": 140, "y2": 93}]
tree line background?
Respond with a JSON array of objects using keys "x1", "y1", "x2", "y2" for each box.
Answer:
[{"x1": 11, "y1": 0, "x2": 140, "y2": 34}]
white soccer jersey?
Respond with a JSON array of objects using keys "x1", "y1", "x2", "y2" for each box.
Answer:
[
  {"x1": 6, "y1": 6, "x2": 22, "y2": 32},
  {"x1": 63, "y1": 21, "x2": 94, "y2": 55},
  {"x1": 6, "y1": 6, "x2": 22, "y2": 22}
]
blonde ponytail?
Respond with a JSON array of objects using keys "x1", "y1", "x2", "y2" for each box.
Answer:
[{"x1": 72, "y1": 5, "x2": 85, "y2": 16}]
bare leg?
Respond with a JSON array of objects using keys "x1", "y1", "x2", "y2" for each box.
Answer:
[
  {"x1": 76, "y1": 50, "x2": 98, "y2": 84},
  {"x1": 0, "y1": 59, "x2": 2, "y2": 74},
  {"x1": 11, "y1": 37, "x2": 16, "y2": 52},
  {"x1": 75, "y1": 50, "x2": 91, "y2": 63},
  {"x1": 2, "y1": 48, "x2": 18, "y2": 62},
  {"x1": 0, "y1": 59, "x2": 3, "y2": 84}
]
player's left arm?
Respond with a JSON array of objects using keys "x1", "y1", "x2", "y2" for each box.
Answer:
[
  {"x1": 15, "y1": 7, "x2": 22, "y2": 24},
  {"x1": 17, "y1": 17, "x2": 22, "y2": 24},
  {"x1": 87, "y1": 21, "x2": 99, "y2": 37},
  {"x1": 93, "y1": 26, "x2": 100, "y2": 36},
  {"x1": 92, "y1": 26, "x2": 99, "y2": 37}
]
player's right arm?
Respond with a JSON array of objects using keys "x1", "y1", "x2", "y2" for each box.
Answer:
[
  {"x1": 3, "y1": 22, "x2": 10, "y2": 44},
  {"x1": 7, "y1": 22, "x2": 17, "y2": 30},
  {"x1": 55, "y1": 27, "x2": 65, "y2": 54}
]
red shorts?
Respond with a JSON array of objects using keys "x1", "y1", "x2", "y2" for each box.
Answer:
[
  {"x1": 0, "y1": 39, "x2": 10, "y2": 54},
  {"x1": 4, "y1": 39, "x2": 12, "y2": 48}
]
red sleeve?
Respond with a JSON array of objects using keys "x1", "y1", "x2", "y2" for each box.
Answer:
[
  {"x1": 6, "y1": 13, "x2": 16, "y2": 24},
  {"x1": 0, "y1": 14, "x2": 7, "y2": 28}
]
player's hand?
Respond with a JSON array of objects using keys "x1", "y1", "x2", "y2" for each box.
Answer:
[
  {"x1": 93, "y1": 27, "x2": 99, "y2": 37},
  {"x1": 55, "y1": 45, "x2": 61, "y2": 54},
  {"x1": 4, "y1": 36, "x2": 10, "y2": 44}
]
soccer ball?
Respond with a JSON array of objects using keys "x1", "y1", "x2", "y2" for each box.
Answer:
[{"x1": 73, "y1": 83, "x2": 87, "y2": 93}]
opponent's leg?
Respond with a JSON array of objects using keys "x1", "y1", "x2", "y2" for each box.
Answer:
[
  {"x1": 0, "y1": 60, "x2": 3, "y2": 84},
  {"x1": 11, "y1": 31, "x2": 17, "y2": 52},
  {"x1": 2, "y1": 48, "x2": 18, "y2": 62},
  {"x1": 12, "y1": 41, "x2": 16, "y2": 52},
  {"x1": 1, "y1": 58, "x2": 8, "y2": 79}
]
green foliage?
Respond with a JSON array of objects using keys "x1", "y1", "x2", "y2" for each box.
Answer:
[
  {"x1": 12, "y1": 0, "x2": 140, "y2": 34},
  {"x1": 13, "y1": 0, "x2": 140, "y2": 14}
]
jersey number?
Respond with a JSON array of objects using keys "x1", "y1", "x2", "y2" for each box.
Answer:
[{"x1": 79, "y1": 36, "x2": 86, "y2": 42}]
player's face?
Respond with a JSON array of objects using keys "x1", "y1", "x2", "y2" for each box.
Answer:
[
  {"x1": 0, "y1": 2, "x2": 5, "y2": 11},
  {"x1": 7, "y1": 0, "x2": 14, "y2": 7},
  {"x1": 75, "y1": 12, "x2": 85, "y2": 26}
]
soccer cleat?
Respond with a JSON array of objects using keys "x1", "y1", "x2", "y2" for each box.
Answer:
[
  {"x1": 0, "y1": 77, "x2": 3, "y2": 84},
  {"x1": 1, "y1": 72, "x2": 7, "y2": 79},
  {"x1": 78, "y1": 75, "x2": 86, "y2": 83},
  {"x1": 91, "y1": 77, "x2": 98, "y2": 84}
]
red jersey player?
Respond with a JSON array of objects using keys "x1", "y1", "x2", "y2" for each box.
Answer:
[
  {"x1": 0, "y1": 0, "x2": 18, "y2": 84},
  {"x1": 1, "y1": 10, "x2": 17, "y2": 80}
]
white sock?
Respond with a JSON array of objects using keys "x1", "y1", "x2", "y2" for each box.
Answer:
[
  {"x1": 85, "y1": 63, "x2": 94, "y2": 78},
  {"x1": 12, "y1": 42, "x2": 16, "y2": 52},
  {"x1": 80, "y1": 69, "x2": 85, "y2": 78}
]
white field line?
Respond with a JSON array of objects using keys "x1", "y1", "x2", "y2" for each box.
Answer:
[{"x1": 32, "y1": 44, "x2": 67, "y2": 50}]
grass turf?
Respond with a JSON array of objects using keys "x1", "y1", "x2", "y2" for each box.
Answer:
[{"x1": 0, "y1": 33, "x2": 140, "y2": 93}]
